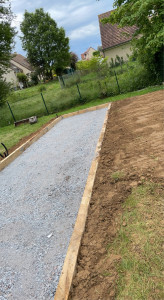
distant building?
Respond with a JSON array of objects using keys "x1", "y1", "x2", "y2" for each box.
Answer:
[
  {"x1": 81, "y1": 47, "x2": 96, "y2": 61},
  {"x1": 98, "y1": 10, "x2": 137, "y2": 63},
  {"x1": 3, "y1": 53, "x2": 33, "y2": 88}
]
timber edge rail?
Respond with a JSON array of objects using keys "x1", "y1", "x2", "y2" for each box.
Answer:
[
  {"x1": 54, "y1": 103, "x2": 111, "y2": 300},
  {"x1": 0, "y1": 103, "x2": 109, "y2": 172}
]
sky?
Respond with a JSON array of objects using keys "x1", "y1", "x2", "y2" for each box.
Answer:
[{"x1": 11, "y1": 0, "x2": 114, "y2": 59}]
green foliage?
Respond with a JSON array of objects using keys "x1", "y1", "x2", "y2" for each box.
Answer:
[
  {"x1": 20, "y1": 8, "x2": 70, "y2": 80},
  {"x1": 70, "y1": 52, "x2": 78, "y2": 70},
  {"x1": 65, "y1": 75, "x2": 80, "y2": 88},
  {"x1": 102, "y1": 0, "x2": 164, "y2": 79},
  {"x1": 17, "y1": 73, "x2": 28, "y2": 84},
  {"x1": 30, "y1": 71, "x2": 39, "y2": 85},
  {"x1": 0, "y1": 79, "x2": 11, "y2": 106},
  {"x1": 38, "y1": 85, "x2": 46, "y2": 92},
  {"x1": 0, "y1": 0, "x2": 16, "y2": 102},
  {"x1": 77, "y1": 56, "x2": 109, "y2": 78},
  {"x1": 118, "y1": 63, "x2": 157, "y2": 93},
  {"x1": 93, "y1": 50, "x2": 100, "y2": 56}
]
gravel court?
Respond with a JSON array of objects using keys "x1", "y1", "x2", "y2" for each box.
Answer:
[{"x1": 0, "y1": 107, "x2": 107, "y2": 300}]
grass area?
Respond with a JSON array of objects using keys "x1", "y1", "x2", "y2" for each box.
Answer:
[
  {"x1": 107, "y1": 183, "x2": 164, "y2": 299},
  {"x1": 8, "y1": 80, "x2": 60, "y2": 102},
  {"x1": 111, "y1": 171, "x2": 125, "y2": 181},
  {"x1": 0, "y1": 85, "x2": 163, "y2": 154},
  {"x1": 1, "y1": 59, "x2": 163, "y2": 128}
]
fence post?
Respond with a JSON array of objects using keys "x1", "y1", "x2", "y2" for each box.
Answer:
[
  {"x1": 7, "y1": 101, "x2": 16, "y2": 123},
  {"x1": 41, "y1": 93, "x2": 49, "y2": 115},
  {"x1": 114, "y1": 70, "x2": 121, "y2": 94},
  {"x1": 61, "y1": 75, "x2": 65, "y2": 87},
  {"x1": 76, "y1": 83, "x2": 82, "y2": 101}
]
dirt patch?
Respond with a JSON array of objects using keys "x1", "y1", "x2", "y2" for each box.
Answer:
[{"x1": 69, "y1": 90, "x2": 164, "y2": 300}]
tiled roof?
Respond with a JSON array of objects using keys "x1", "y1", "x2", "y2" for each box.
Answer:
[
  {"x1": 98, "y1": 11, "x2": 137, "y2": 50},
  {"x1": 11, "y1": 54, "x2": 33, "y2": 71}
]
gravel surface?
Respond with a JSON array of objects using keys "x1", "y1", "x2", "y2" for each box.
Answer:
[{"x1": 0, "y1": 108, "x2": 107, "y2": 300}]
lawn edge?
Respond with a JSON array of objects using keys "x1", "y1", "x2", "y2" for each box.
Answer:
[
  {"x1": 54, "y1": 103, "x2": 111, "y2": 300},
  {"x1": 0, "y1": 102, "x2": 109, "y2": 172}
]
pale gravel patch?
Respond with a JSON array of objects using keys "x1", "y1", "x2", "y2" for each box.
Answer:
[{"x1": 0, "y1": 108, "x2": 107, "y2": 299}]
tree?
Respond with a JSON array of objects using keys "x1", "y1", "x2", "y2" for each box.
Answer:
[
  {"x1": 20, "y1": 8, "x2": 70, "y2": 80},
  {"x1": 0, "y1": 0, "x2": 16, "y2": 105},
  {"x1": 102, "y1": 0, "x2": 164, "y2": 79},
  {"x1": 70, "y1": 52, "x2": 78, "y2": 70}
]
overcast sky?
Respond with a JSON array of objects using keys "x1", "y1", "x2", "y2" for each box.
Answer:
[{"x1": 11, "y1": 0, "x2": 114, "y2": 59}]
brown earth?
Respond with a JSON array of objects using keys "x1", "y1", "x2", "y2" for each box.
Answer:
[{"x1": 69, "y1": 89, "x2": 164, "y2": 300}]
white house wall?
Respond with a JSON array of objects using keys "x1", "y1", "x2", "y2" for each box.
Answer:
[
  {"x1": 104, "y1": 42, "x2": 132, "y2": 63},
  {"x1": 3, "y1": 69, "x2": 18, "y2": 87}
]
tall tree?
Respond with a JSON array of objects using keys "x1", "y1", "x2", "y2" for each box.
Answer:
[
  {"x1": 70, "y1": 52, "x2": 78, "y2": 70},
  {"x1": 102, "y1": 0, "x2": 164, "y2": 79},
  {"x1": 20, "y1": 8, "x2": 70, "y2": 79},
  {"x1": 0, "y1": 0, "x2": 16, "y2": 105}
]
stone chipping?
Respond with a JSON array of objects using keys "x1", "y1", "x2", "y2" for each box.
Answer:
[{"x1": 0, "y1": 108, "x2": 107, "y2": 300}]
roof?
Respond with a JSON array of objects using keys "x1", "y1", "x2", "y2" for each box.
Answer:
[
  {"x1": 81, "y1": 47, "x2": 96, "y2": 60},
  {"x1": 98, "y1": 11, "x2": 137, "y2": 50},
  {"x1": 11, "y1": 54, "x2": 33, "y2": 71}
]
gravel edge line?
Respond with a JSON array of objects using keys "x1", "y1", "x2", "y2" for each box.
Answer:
[{"x1": 54, "y1": 103, "x2": 112, "y2": 300}]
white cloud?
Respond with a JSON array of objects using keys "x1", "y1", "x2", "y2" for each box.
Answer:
[
  {"x1": 48, "y1": 3, "x2": 94, "y2": 28},
  {"x1": 12, "y1": 12, "x2": 24, "y2": 35},
  {"x1": 69, "y1": 23, "x2": 99, "y2": 40},
  {"x1": 48, "y1": 8, "x2": 66, "y2": 21}
]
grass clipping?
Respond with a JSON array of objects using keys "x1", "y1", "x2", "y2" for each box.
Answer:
[{"x1": 107, "y1": 182, "x2": 164, "y2": 299}]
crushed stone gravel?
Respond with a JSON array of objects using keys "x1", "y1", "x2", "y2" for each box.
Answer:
[{"x1": 0, "y1": 108, "x2": 107, "y2": 300}]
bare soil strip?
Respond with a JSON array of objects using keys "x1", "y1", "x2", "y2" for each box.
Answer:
[{"x1": 69, "y1": 90, "x2": 164, "y2": 300}]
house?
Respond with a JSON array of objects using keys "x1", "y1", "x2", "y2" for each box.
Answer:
[
  {"x1": 98, "y1": 10, "x2": 137, "y2": 63},
  {"x1": 3, "y1": 53, "x2": 33, "y2": 88},
  {"x1": 81, "y1": 47, "x2": 96, "y2": 61}
]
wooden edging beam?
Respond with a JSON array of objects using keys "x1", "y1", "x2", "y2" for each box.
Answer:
[
  {"x1": 0, "y1": 102, "x2": 109, "y2": 172},
  {"x1": 54, "y1": 103, "x2": 111, "y2": 300}
]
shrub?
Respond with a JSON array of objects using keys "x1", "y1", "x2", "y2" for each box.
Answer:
[
  {"x1": 38, "y1": 85, "x2": 46, "y2": 92},
  {"x1": 118, "y1": 63, "x2": 158, "y2": 93},
  {"x1": 30, "y1": 72, "x2": 39, "y2": 85},
  {"x1": 17, "y1": 73, "x2": 28, "y2": 86}
]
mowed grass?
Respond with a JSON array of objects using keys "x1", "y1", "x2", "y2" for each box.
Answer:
[
  {"x1": 107, "y1": 183, "x2": 164, "y2": 299},
  {"x1": 0, "y1": 85, "x2": 163, "y2": 154}
]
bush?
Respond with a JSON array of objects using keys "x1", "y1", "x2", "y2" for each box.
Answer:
[
  {"x1": 38, "y1": 85, "x2": 46, "y2": 92},
  {"x1": 118, "y1": 63, "x2": 158, "y2": 93},
  {"x1": 30, "y1": 72, "x2": 39, "y2": 85},
  {"x1": 17, "y1": 73, "x2": 28, "y2": 86},
  {"x1": 77, "y1": 56, "x2": 109, "y2": 77}
]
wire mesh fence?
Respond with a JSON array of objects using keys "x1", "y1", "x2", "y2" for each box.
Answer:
[{"x1": 0, "y1": 61, "x2": 152, "y2": 128}]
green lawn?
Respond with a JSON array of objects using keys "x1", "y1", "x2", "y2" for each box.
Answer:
[
  {"x1": 0, "y1": 85, "x2": 162, "y2": 154},
  {"x1": 108, "y1": 183, "x2": 164, "y2": 299}
]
